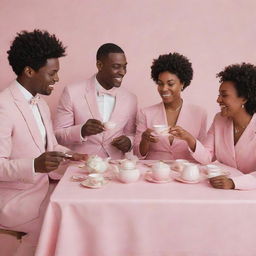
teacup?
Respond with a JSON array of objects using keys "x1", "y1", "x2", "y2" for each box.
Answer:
[
  {"x1": 87, "y1": 173, "x2": 104, "y2": 186},
  {"x1": 104, "y1": 121, "x2": 117, "y2": 130},
  {"x1": 181, "y1": 163, "x2": 200, "y2": 181},
  {"x1": 206, "y1": 165, "x2": 222, "y2": 178},
  {"x1": 151, "y1": 161, "x2": 170, "y2": 181},
  {"x1": 171, "y1": 159, "x2": 189, "y2": 172},
  {"x1": 152, "y1": 124, "x2": 169, "y2": 135}
]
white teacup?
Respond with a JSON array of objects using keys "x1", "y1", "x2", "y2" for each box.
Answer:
[
  {"x1": 171, "y1": 159, "x2": 189, "y2": 172},
  {"x1": 181, "y1": 163, "x2": 200, "y2": 181},
  {"x1": 104, "y1": 121, "x2": 117, "y2": 130},
  {"x1": 206, "y1": 165, "x2": 222, "y2": 178},
  {"x1": 152, "y1": 124, "x2": 169, "y2": 135},
  {"x1": 87, "y1": 173, "x2": 104, "y2": 186},
  {"x1": 151, "y1": 161, "x2": 170, "y2": 181}
]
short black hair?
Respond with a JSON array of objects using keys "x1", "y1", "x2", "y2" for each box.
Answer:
[
  {"x1": 217, "y1": 63, "x2": 256, "y2": 115},
  {"x1": 96, "y1": 43, "x2": 124, "y2": 60},
  {"x1": 151, "y1": 52, "x2": 193, "y2": 89},
  {"x1": 7, "y1": 29, "x2": 66, "y2": 75}
]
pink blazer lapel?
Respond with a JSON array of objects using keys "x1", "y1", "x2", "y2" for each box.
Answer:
[
  {"x1": 10, "y1": 84, "x2": 45, "y2": 152},
  {"x1": 84, "y1": 76, "x2": 102, "y2": 121},
  {"x1": 107, "y1": 90, "x2": 125, "y2": 122},
  {"x1": 235, "y1": 114, "x2": 256, "y2": 153},
  {"x1": 223, "y1": 117, "x2": 237, "y2": 165}
]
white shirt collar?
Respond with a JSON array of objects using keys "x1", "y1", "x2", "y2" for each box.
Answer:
[
  {"x1": 95, "y1": 77, "x2": 104, "y2": 92},
  {"x1": 15, "y1": 80, "x2": 36, "y2": 102}
]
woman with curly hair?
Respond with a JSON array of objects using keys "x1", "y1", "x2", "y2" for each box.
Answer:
[
  {"x1": 134, "y1": 52, "x2": 207, "y2": 160},
  {"x1": 171, "y1": 63, "x2": 256, "y2": 190}
]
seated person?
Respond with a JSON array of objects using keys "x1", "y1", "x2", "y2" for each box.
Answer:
[
  {"x1": 0, "y1": 29, "x2": 86, "y2": 256},
  {"x1": 134, "y1": 52, "x2": 207, "y2": 160},
  {"x1": 170, "y1": 63, "x2": 256, "y2": 190},
  {"x1": 54, "y1": 43, "x2": 137, "y2": 159}
]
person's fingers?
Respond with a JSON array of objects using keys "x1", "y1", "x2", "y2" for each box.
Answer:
[
  {"x1": 87, "y1": 125, "x2": 104, "y2": 132},
  {"x1": 47, "y1": 151, "x2": 66, "y2": 158},
  {"x1": 45, "y1": 161, "x2": 60, "y2": 167}
]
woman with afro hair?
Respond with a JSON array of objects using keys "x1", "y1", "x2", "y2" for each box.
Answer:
[
  {"x1": 171, "y1": 63, "x2": 256, "y2": 190},
  {"x1": 134, "y1": 52, "x2": 207, "y2": 161}
]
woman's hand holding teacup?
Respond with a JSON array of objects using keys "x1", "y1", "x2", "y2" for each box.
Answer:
[
  {"x1": 141, "y1": 129, "x2": 159, "y2": 144},
  {"x1": 170, "y1": 126, "x2": 196, "y2": 152},
  {"x1": 139, "y1": 129, "x2": 159, "y2": 157}
]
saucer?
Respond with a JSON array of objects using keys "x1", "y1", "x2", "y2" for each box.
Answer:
[
  {"x1": 174, "y1": 176, "x2": 200, "y2": 184},
  {"x1": 71, "y1": 175, "x2": 87, "y2": 182},
  {"x1": 77, "y1": 163, "x2": 86, "y2": 168},
  {"x1": 144, "y1": 171, "x2": 172, "y2": 184},
  {"x1": 171, "y1": 172, "x2": 202, "y2": 184},
  {"x1": 152, "y1": 132, "x2": 170, "y2": 137},
  {"x1": 80, "y1": 179, "x2": 109, "y2": 189}
]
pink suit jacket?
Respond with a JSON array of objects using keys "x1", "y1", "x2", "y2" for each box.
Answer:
[
  {"x1": 0, "y1": 81, "x2": 68, "y2": 228},
  {"x1": 134, "y1": 102, "x2": 207, "y2": 160},
  {"x1": 54, "y1": 75, "x2": 137, "y2": 159},
  {"x1": 192, "y1": 113, "x2": 256, "y2": 190}
]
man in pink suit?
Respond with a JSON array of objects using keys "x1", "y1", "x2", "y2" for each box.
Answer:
[
  {"x1": 171, "y1": 63, "x2": 256, "y2": 190},
  {"x1": 54, "y1": 43, "x2": 137, "y2": 159},
  {"x1": 0, "y1": 30, "x2": 86, "y2": 256}
]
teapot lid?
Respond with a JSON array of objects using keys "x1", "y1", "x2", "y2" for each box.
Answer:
[{"x1": 120, "y1": 160, "x2": 136, "y2": 170}]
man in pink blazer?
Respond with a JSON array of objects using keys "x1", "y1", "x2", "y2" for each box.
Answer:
[
  {"x1": 54, "y1": 43, "x2": 137, "y2": 159},
  {"x1": 0, "y1": 30, "x2": 86, "y2": 256}
]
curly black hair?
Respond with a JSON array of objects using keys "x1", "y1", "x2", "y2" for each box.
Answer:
[
  {"x1": 217, "y1": 63, "x2": 256, "y2": 115},
  {"x1": 151, "y1": 52, "x2": 193, "y2": 89},
  {"x1": 7, "y1": 29, "x2": 66, "y2": 76},
  {"x1": 96, "y1": 43, "x2": 124, "y2": 61}
]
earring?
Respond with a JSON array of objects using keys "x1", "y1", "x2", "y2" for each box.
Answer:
[{"x1": 242, "y1": 104, "x2": 245, "y2": 108}]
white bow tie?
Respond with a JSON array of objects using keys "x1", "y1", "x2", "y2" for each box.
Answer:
[{"x1": 29, "y1": 95, "x2": 40, "y2": 105}]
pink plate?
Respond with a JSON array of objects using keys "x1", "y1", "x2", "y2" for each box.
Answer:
[{"x1": 144, "y1": 171, "x2": 172, "y2": 184}]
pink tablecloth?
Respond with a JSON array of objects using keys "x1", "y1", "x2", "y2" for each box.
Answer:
[{"x1": 36, "y1": 161, "x2": 256, "y2": 256}]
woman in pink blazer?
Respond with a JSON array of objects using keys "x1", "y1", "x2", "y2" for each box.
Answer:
[
  {"x1": 171, "y1": 63, "x2": 256, "y2": 190},
  {"x1": 134, "y1": 53, "x2": 207, "y2": 160}
]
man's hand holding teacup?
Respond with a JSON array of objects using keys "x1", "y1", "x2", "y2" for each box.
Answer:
[
  {"x1": 34, "y1": 151, "x2": 68, "y2": 173},
  {"x1": 81, "y1": 119, "x2": 105, "y2": 137}
]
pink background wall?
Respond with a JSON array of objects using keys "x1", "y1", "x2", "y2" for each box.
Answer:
[{"x1": 1, "y1": 0, "x2": 256, "y2": 124}]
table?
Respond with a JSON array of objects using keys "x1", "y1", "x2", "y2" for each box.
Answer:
[{"x1": 36, "y1": 161, "x2": 256, "y2": 256}]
